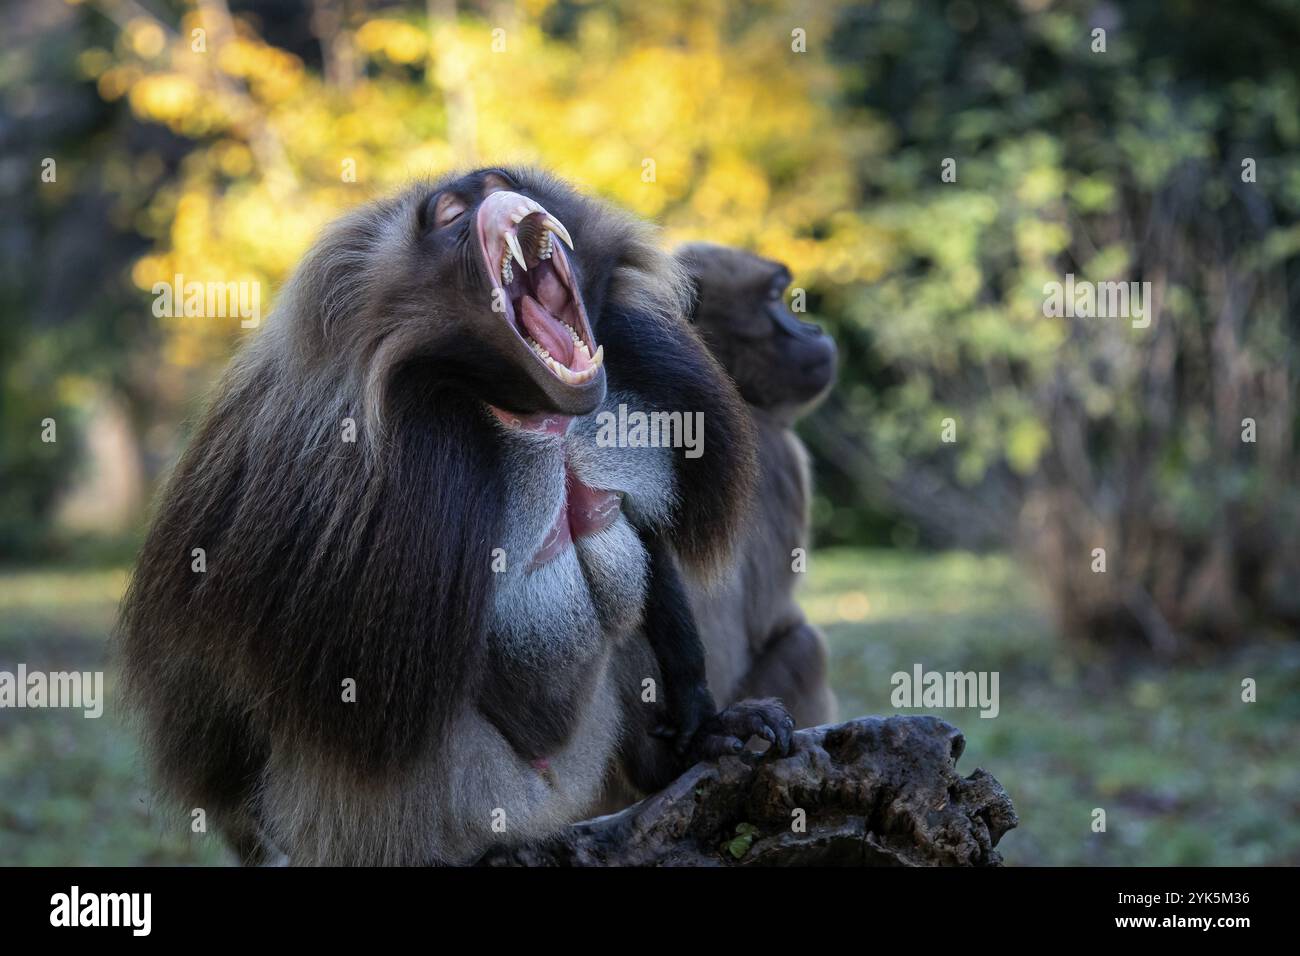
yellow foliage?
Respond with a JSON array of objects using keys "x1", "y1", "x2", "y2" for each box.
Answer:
[
  {"x1": 356, "y1": 19, "x2": 429, "y2": 64},
  {"x1": 125, "y1": 18, "x2": 167, "y2": 59},
  {"x1": 129, "y1": 74, "x2": 200, "y2": 125},
  {"x1": 100, "y1": 2, "x2": 871, "y2": 365},
  {"x1": 76, "y1": 47, "x2": 112, "y2": 79}
]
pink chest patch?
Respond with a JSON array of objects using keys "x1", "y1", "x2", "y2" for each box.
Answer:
[
  {"x1": 488, "y1": 406, "x2": 623, "y2": 571},
  {"x1": 529, "y1": 467, "x2": 622, "y2": 570}
]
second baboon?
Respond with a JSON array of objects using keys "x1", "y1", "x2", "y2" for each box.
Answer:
[{"x1": 675, "y1": 242, "x2": 838, "y2": 729}]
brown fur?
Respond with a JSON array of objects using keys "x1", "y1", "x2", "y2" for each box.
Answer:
[{"x1": 116, "y1": 170, "x2": 755, "y2": 863}]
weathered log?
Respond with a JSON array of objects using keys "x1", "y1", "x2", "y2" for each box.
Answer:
[{"x1": 480, "y1": 715, "x2": 1017, "y2": 866}]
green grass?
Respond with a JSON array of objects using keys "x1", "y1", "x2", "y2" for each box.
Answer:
[
  {"x1": 806, "y1": 549, "x2": 1300, "y2": 866},
  {"x1": 0, "y1": 569, "x2": 223, "y2": 866},
  {"x1": 1, "y1": 552, "x2": 1296, "y2": 865}
]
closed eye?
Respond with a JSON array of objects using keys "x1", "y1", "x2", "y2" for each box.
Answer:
[{"x1": 435, "y1": 194, "x2": 468, "y2": 229}]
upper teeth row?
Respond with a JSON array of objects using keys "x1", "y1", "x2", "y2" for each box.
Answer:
[
  {"x1": 498, "y1": 206, "x2": 573, "y2": 283},
  {"x1": 509, "y1": 203, "x2": 574, "y2": 248},
  {"x1": 501, "y1": 228, "x2": 559, "y2": 282}
]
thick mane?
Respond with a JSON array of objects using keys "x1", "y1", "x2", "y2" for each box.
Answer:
[
  {"x1": 587, "y1": 224, "x2": 757, "y2": 578},
  {"x1": 117, "y1": 192, "x2": 505, "y2": 796},
  {"x1": 116, "y1": 170, "x2": 756, "y2": 853}
]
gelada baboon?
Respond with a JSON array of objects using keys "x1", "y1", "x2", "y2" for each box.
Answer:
[
  {"x1": 673, "y1": 242, "x2": 839, "y2": 729},
  {"x1": 117, "y1": 168, "x2": 789, "y2": 865}
]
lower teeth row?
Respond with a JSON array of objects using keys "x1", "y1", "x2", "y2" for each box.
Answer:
[{"x1": 526, "y1": 323, "x2": 594, "y2": 365}]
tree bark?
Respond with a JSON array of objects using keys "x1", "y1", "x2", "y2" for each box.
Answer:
[{"x1": 480, "y1": 715, "x2": 1017, "y2": 866}]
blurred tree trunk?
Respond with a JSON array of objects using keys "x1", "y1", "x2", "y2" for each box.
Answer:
[
  {"x1": 310, "y1": 0, "x2": 359, "y2": 91},
  {"x1": 1019, "y1": 169, "x2": 1299, "y2": 654}
]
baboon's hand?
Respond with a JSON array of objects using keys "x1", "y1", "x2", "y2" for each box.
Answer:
[{"x1": 686, "y1": 697, "x2": 794, "y2": 762}]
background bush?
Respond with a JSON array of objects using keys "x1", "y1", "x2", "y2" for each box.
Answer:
[{"x1": 2, "y1": 0, "x2": 1296, "y2": 652}]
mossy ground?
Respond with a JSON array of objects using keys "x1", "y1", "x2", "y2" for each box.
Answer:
[{"x1": 2, "y1": 553, "x2": 1295, "y2": 865}]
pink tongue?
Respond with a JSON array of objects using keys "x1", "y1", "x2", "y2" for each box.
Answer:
[{"x1": 520, "y1": 295, "x2": 574, "y2": 367}]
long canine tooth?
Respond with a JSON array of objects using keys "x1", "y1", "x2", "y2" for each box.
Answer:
[
  {"x1": 591, "y1": 344, "x2": 604, "y2": 367},
  {"x1": 543, "y1": 216, "x2": 574, "y2": 250},
  {"x1": 505, "y1": 232, "x2": 529, "y2": 272}
]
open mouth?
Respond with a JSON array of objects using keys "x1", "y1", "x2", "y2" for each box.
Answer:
[{"x1": 477, "y1": 191, "x2": 603, "y2": 386}]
